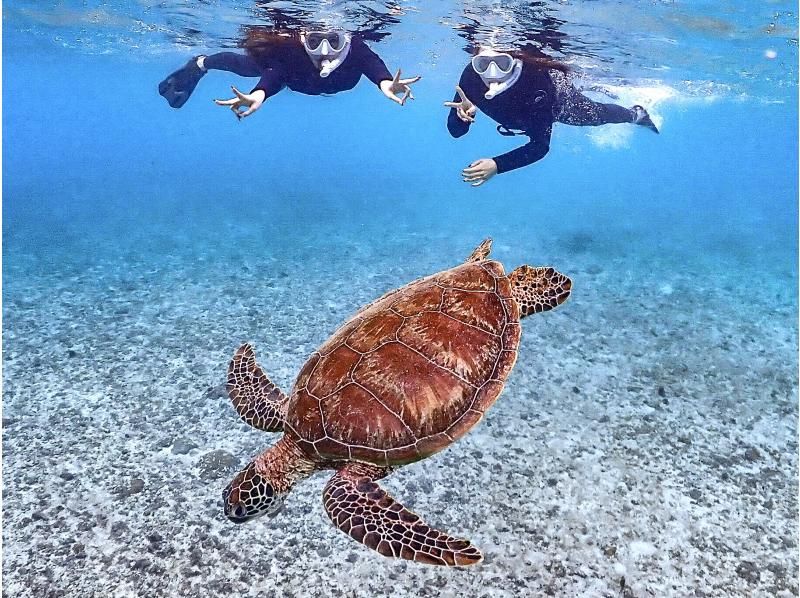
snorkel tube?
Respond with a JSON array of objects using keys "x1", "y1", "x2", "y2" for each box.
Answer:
[
  {"x1": 473, "y1": 49, "x2": 523, "y2": 100},
  {"x1": 302, "y1": 32, "x2": 352, "y2": 78},
  {"x1": 319, "y1": 48, "x2": 350, "y2": 78}
]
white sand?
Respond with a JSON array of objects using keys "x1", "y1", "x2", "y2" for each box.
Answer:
[{"x1": 3, "y1": 221, "x2": 796, "y2": 597}]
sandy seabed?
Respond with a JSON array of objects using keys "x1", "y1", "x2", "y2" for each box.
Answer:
[{"x1": 3, "y1": 218, "x2": 797, "y2": 598}]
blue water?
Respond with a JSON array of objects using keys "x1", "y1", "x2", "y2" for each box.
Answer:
[{"x1": 3, "y1": 2, "x2": 798, "y2": 597}]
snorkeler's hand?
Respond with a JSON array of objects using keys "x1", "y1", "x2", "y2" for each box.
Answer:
[
  {"x1": 462, "y1": 159, "x2": 497, "y2": 187},
  {"x1": 379, "y1": 69, "x2": 421, "y2": 106},
  {"x1": 444, "y1": 86, "x2": 477, "y2": 123},
  {"x1": 214, "y1": 86, "x2": 266, "y2": 120}
]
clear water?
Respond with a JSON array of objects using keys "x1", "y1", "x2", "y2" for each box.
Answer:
[{"x1": 3, "y1": 2, "x2": 798, "y2": 597}]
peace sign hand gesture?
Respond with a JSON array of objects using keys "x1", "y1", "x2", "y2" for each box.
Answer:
[
  {"x1": 379, "y1": 69, "x2": 421, "y2": 106},
  {"x1": 214, "y1": 86, "x2": 267, "y2": 120},
  {"x1": 444, "y1": 86, "x2": 477, "y2": 123}
]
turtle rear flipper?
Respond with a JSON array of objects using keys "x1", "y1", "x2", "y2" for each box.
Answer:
[
  {"x1": 323, "y1": 463, "x2": 483, "y2": 566},
  {"x1": 227, "y1": 344, "x2": 289, "y2": 432}
]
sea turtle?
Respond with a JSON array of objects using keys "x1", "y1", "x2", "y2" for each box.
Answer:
[{"x1": 223, "y1": 238, "x2": 571, "y2": 566}]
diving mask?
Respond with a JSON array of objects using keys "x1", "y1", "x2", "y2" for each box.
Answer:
[
  {"x1": 472, "y1": 50, "x2": 522, "y2": 100},
  {"x1": 302, "y1": 31, "x2": 352, "y2": 77},
  {"x1": 471, "y1": 52, "x2": 515, "y2": 75}
]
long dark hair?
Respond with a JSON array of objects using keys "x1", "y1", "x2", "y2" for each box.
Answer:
[
  {"x1": 511, "y1": 50, "x2": 570, "y2": 74},
  {"x1": 240, "y1": 27, "x2": 302, "y2": 62}
]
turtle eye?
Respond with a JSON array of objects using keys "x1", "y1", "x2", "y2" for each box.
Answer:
[{"x1": 233, "y1": 503, "x2": 247, "y2": 519}]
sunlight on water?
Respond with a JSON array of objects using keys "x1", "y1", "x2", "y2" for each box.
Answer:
[{"x1": 4, "y1": 0, "x2": 798, "y2": 99}]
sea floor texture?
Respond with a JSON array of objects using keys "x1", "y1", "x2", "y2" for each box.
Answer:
[{"x1": 3, "y1": 212, "x2": 797, "y2": 597}]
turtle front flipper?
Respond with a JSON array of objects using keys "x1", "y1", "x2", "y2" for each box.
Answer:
[
  {"x1": 466, "y1": 237, "x2": 492, "y2": 262},
  {"x1": 509, "y1": 265, "x2": 572, "y2": 317},
  {"x1": 322, "y1": 463, "x2": 482, "y2": 566},
  {"x1": 227, "y1": 343, "x2": 289, "y2": 432}
]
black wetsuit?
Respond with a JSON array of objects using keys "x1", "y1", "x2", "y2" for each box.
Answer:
[
  {"x1": 448, "y1": 64, "x2": 635, "y2": 174},
  {"x1": 204, "y1": 37, "x2": 392, "y2": 99}
]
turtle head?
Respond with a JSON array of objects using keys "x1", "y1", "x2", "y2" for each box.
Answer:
[
  {"x1": 509, "y1": 265, "x2": 572, "y2": 318},
  {"x1": 223, "y1": 460, "x2": 285, "y2": 523}
]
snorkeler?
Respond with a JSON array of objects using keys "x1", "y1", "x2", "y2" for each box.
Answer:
[
  {"x1": 445, "y1": 48, "x2": 659, "y2": 186},
  {"x1": 159, "y1": 30, "x2": 420, "y2": 118}
]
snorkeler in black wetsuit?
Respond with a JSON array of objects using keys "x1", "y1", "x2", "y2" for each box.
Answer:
[
  {"x1": 159, "y1": 30, "x2": 420, "y2": 118},
  {"x1": 445, "y1": 48, "x2": 659, "y2": 186}
]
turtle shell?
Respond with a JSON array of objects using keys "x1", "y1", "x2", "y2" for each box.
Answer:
[{"x1": 284, "y1": 260, "x2": 521, "y2": 467}]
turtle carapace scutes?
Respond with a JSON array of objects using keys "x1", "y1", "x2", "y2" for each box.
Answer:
[{"x1": 222, "y1": 238, "x2": 571, "y2": 566}]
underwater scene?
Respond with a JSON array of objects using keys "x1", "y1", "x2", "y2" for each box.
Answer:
[{"x1": 3, "y1": 1, "x2": 798, "y2": 596}]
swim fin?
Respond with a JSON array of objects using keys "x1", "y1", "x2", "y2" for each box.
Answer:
[
  {"x1": 631, "y1": 105, "x2": 659, "y2": 134},
  {"x1": 158, "y1": 57, "x2": 206, "y2": 109}
]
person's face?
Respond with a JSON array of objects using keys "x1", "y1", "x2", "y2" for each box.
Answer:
[
  {"x1": 471, "y1": 50, "x2": 516, "y2": 83},
  {"x1": 302, "y1": 31, "x2": 348, "y2": 59}
]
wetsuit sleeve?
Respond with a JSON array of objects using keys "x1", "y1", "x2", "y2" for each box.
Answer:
[
  {"x1": 447, "y1": 68, "x2": 474, "y2": 138},
  {"x1": 352, "y1": 38, "x2": 392, "y2": 86},
  {"x1": 250, "y1": 66, "x2": 286, "y2": 100},
  {"x1": 493, "y1": 123, "x2": 552, "y2": 174},
  {"x1": 203, "y1": 52, "x2": 285, "y2": 98}
]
